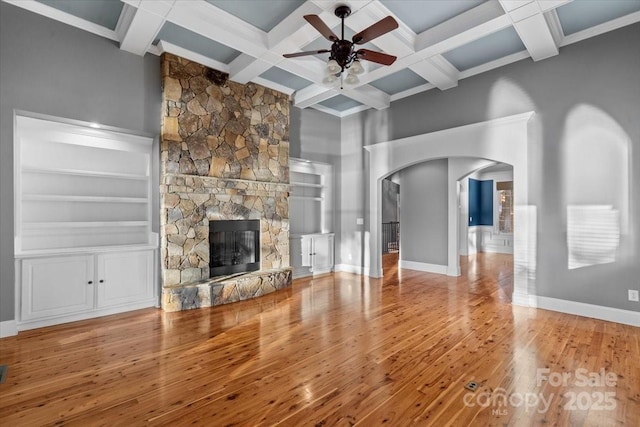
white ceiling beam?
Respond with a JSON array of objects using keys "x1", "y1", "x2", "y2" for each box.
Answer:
[
  {"x1": 228, "y1": 54, "x2": 272, "y2": 85},
  {"x1": 544, "y1": 8, "x2": 565, "y2": 47},
  {"x1": 166, "y1": 0, "x2": 268, "y2": 58},
  {"x1": 230, "y1": 5, "x2": 335, "y2": 84},
  {"x1": 294, "y1": 85, "x2": 340, "y2": 109},
  {"x1": 560, "y1": 9, "x2": 640, "y2": 47},
  {"x1": 341, "y1": 85, "x2": 391, "y2": 110},
  {"x1": 119, "y1": 0, "x2": 174, "y2": 55},
  {"x1": 344, "y1": 1, "x2": 415, "y2": 55},
  {"x1": 410, "y1": 55, "x2": 459, "y2": 90},
  {"x1": 156, "y1": 41, "x2": 229, "y2": 73},
  {"x1": 499, "y1": 0, "x2": 559, "y2": 61},
  {"x1": 538, "y1": 0, "x2": 574, "y2": 13},
  {"x1": 415, "y1": 1, "x2": 510, "y2": 54}
]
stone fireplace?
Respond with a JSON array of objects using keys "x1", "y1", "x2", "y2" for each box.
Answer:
[{"x1": 159, "y1": 53, "x2": 292, "y2": 312}]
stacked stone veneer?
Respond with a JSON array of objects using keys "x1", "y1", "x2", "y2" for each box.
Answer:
[{"x1": 160, "y1": 53, "x2": 291, "y2": 312}]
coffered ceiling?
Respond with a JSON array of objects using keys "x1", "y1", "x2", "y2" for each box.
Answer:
[{"x1": 7, "y1": 0, "x2": 640, "y2": 116}]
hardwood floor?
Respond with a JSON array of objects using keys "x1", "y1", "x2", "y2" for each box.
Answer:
[{"x1": 1, "y1": 253, "x2": 638, "y2": 426}]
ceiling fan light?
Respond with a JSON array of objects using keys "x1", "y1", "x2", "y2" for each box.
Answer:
[
  {"x1": 350, "y1": 60, "x2": 364, "y2": 75},
  {"x1": 327, "y1": 59, "x2": 341, "y2": 73},
  {"x1": 323, "y1": 74, "x2": 338, "y2": 84},
  {"x1": 345, "y1": 72, "x2": 360, "y2": 85}
]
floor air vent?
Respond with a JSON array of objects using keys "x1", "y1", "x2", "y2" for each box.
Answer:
[{"x1": 0, "y1": 365, "x2": 8, "y2": 384}]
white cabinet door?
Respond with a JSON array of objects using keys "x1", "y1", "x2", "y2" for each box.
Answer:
[
  {"x1": 96, "y1": 250, "x2": 154, "y2": 308},
  {"x1": 311, "y1": 234, "x2": 334, "y2": 273},
  {"x1": 21, "y1": 255, "x2": 95, "y2": 321}
]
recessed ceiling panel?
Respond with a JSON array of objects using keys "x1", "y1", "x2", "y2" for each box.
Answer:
[
  {"x1": 556, "y1": 0, "x2": 640, "y2": 35},
  {"x1": 205, "y1": 0, "x2": 306, "y2": 32},
  {"x1": 36, "y1": 0, "x2": 123, "y2": 30},
  {"x1": 260, "y1": 67, "x2": 313, "y2": 91},
  {"x1": 155, "y1": 22, "x2": 242, "y2": 64},
  {"x1": 318, "y1": 95, "x2": 364, "y2": 112},
  {"x1": 443, "y1": 27, "x2": 526, "y2": 71},
  {"x1": 380, "y1": 0, "x2": 485, "y2": 34},
  {"x1": 369, "y1": 69, "x2": 428, "y2": 95}
]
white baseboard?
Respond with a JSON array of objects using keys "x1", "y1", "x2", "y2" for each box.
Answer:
[
  {"x1": 480, "y1": 246, "x2": 514, "y2": 254},
  {"x1": 334, "y1": 264, "x2": 379, "y2": 277},
  {"x1": 527, "y1": 296, "x2": 640, "y2": 327},
  {"x1": 399, "y1": 260, "x2": 448, "y2": 275},
  {"x1": 0, "y1": 320, "x2": 18, "y2": 338},
  {"x1": 17, "y1": 299, "x2": 157, "y2": 332},
  {"x1": 511, "y1": 291, "x2": 536, "y2": 307},
  {"x1": 335, "y1": 264, "x2": 363, "y2": 275}
]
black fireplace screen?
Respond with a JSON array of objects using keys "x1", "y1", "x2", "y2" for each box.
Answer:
[{"x1": 209, "y1": 220, "x2": 260, "y2": 277}]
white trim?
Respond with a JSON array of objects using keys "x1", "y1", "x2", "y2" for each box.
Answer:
[
  {"x1": 308, "y1": 104, "x2": 341, "y2": 117},
  {"x1": 16, "y1": 301, "x2": 157, "y2": 332},
  {"x1": 390, "y1": 83, "x2": 436, "y2": 102},
  {"x1": 335, "y1": 264, "x2": 366, "y2": 275},
  {"x1": 533, "y1": 296, "x2": 640, "y2": 327},
  {"x1": 0, "y1": 320, "x2": 18, "y2": 338},
  {"x1": 156, "y1": 41, "x2": 230, "y2": 74},
  {"x1": 459, "y1": 50, "x2": 531, "y2": 80},
  {"x1": 511, "y1": 291, "x2": 535, "y2": 307},
  {"x1": 560, "y1": 10, "x2": 640, "y2": 48},
  {"x1": 399, "y1": 260, "x2": 448, "y2": 275},
  {"x1": 365, "y1": 112, "x2": 534, "y2": 303}
]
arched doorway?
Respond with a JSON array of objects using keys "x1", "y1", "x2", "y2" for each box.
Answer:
[{"x1": 365, "y1": 112, "x2": 535, "y2": 305}]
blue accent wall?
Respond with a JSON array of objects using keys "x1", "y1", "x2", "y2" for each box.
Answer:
[{"x1": 468, "y1": 178, "x2": 493, "y2": 226}]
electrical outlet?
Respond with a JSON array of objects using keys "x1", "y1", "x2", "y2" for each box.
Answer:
[{"x1": 629, "y1": 290, "x2": 640, "y2": 302}]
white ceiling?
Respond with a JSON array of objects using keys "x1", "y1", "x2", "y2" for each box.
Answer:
[{"x1": 7, "y1": 0, "x2": 640, "y2": 117}]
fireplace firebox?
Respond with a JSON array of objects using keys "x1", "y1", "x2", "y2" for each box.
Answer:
[{"x1": 209, "y1": 220, "x2": 260, "y2": 277}]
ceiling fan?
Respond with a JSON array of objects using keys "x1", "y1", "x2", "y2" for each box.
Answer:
[{"x1": 283, "y1": 5, "x2": 398, "y2": 85}]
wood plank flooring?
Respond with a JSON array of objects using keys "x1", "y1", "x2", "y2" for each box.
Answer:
[{"x1": 1, "y1": 253, "x2": 638, "y2": 426}]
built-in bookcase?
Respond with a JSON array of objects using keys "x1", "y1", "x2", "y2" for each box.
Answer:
[
  {"x1": 15, "y1": 114, "x2": 155, "y2": 254},
  {"x1": 14, "y1": 112, "x2": 158, "y2": 331},
  {"x1": 289, "y1": 158, "x2": 334, "y2": 278}
]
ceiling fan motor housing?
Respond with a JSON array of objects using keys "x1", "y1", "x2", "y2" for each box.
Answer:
[
  {"x1": 334, "y1": 5, "x2": 352, "y2": 19},
  {"x1": 332, "y1": 40, "x2": 355, "y2": 70}
]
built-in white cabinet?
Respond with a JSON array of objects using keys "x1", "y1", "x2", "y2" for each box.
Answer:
[
  {"x1": 14, "y1": 112, "x2": 158, "y2": 331},
  {"x1": 20, "y1": 255, "x2": 95, "y2": 322},
  {"x1": 291, "y1": 233, "x2": 335, "y2": 278},
  {"x1": 289, "y1": 158, "x2": 334, "y2": 278},
  {"x1": 96, "y1": 251, "x2": 155, "y2": 309},
  {"x1": 19, "y1": 250, "x2": 155, "y2": 328},
  {"x1": 302, "y1": 233, "x2": 335, "y2": 274}
]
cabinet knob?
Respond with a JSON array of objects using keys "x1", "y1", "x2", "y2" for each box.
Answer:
[
  {"x1": 99, "y1": 280, "x2": 104, "y2": 283},
  {"x1": 88, "y1": 281, "x2": 93, "y2": 285}
]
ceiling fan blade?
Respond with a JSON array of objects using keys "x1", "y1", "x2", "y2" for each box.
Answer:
[
  {"x1": 352, "y1": 16, "x2": 398, "y2": 44},
  {"x1": 283, "y1": 49, "x2": 330, "y2": 58},
  {"x1": 357, "y1": 49, "x2": 397, "y2": 66},
  {"x1": 304, "y1": 15, "x2": 339, "y2": 42}
]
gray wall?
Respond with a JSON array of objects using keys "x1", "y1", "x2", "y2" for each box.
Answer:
[
  {"x1": 339, "y1": 23, "x2": 640, "y2": 311},
  {"x1": 0, "y1": 3, "x2": 161, "y2": 321},
  {"x1": 399, "y1": 160, "x2": 448, "y2": 266}
]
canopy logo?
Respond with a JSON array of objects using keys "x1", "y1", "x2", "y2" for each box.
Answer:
[{"x1": 463, "y1": 368, "x2": 618, "y2": 416}]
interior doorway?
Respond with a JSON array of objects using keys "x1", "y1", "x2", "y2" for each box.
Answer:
[{"x1": 381, "y1": 176, "x2": 400, "y2": 271}]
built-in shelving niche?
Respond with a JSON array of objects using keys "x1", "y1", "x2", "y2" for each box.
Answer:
[{"x1": 14, "y1": 113, "x2": 156, "y2": 255}]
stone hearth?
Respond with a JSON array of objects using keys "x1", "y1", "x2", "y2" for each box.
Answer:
[{"x1": 159, "y1": 53, "x2": 291, "y2": 312}]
